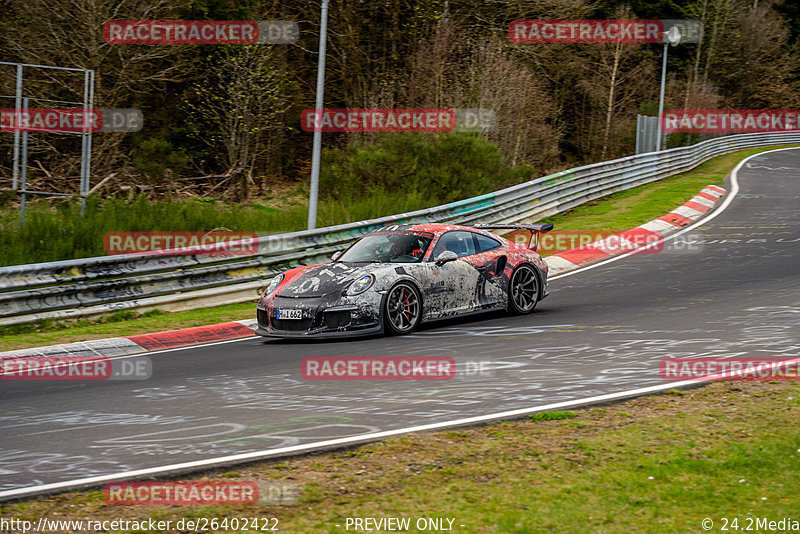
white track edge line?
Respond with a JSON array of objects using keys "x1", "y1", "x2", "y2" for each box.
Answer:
[
  {"x1": 550, "y1": 146, "x2": 800, "y2": 280},
  {"x1": 8, "y1": 352, "x2": 800, "y2": 500},
  {"x1": 0, "y1": 374, "x2": 753, "y2": 500}
]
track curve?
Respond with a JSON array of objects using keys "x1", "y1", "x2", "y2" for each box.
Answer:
[{"x1": 2, "y1": 147, "x2": 799, "y2": 500}]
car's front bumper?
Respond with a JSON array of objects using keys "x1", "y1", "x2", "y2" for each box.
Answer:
[
  {"x1": 255, "y1": 294, "x2": 383, "y2": 338},
  {"x1": 255, "y1": 323, "x2": 383, "y2": 338}
]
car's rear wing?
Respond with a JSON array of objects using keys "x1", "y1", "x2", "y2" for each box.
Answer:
[{"x1": 472, "y1": 223, "x2": 555, "y2": 251}]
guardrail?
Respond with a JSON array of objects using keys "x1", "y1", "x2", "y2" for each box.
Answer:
[{"x1": 2, "y1": 131, "x2": 799, "y2": 326}]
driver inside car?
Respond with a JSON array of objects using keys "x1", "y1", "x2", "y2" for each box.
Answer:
[{"x1": 390, "y1": 236, "x2": 423, "y2": 261}]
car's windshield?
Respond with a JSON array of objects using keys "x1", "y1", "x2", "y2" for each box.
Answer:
[{"x1": 337, "y1": 232, "x2": 432, "y2": 263}]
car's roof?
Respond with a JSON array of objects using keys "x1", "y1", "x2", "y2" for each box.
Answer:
[{"x1": 374, "y1": 223, "x2": 498, "y2": 237}]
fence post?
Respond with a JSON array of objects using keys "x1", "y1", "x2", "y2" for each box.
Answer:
[
  {"x1": 11, "y1": 64, "x2": 22, "y2": 191},
  {"x1": 20, "y1": 97, "x2": 29, "y2": 224}
]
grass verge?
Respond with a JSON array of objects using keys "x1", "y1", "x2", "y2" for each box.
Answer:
[
  {"x1": 1, "y1": 144, "x2": 796, "y2": 352},
  {"x1": 537, "y1": 144, "x2": 798, "y2": 232},
  {"x1": 2, "y1": 380, "x2": 797, "y2": 533}
]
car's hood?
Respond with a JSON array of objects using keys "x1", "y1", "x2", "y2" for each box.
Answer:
[{"x1": 276, "y1": 262, "x2": 373, "y2": 298}]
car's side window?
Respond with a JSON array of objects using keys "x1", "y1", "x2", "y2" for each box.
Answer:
[
  {"x1": 472, "y1": 232, "x2": 502, "y2": 254},
  {"x1": 432, "y1": 231, "x2": 476, "y2": 259}
]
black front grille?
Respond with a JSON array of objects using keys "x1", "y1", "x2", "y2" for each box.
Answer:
[
  {"x1": 324, "y1": 310, "x2": 352, "y2": 330},
  {"x1": 272, "y1": 318, "x2": 314, "y2": 332},
  {"x1": 257, "y1": 308, "x2": 269, "y2": 326}
]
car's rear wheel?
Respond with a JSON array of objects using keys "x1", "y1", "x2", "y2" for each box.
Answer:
[
  {"x1": 383, "y1": 282, "x2": 421, "y2": 335},
  {"x1": 508, "y1": 264, "x2": 540, "y2": 314}
]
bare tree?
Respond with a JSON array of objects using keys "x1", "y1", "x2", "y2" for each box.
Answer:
[
  {"x1": 186, "y1": 46, "x2": 293, "y2": 201},
  {"x1": 0, "y1": 0, "x2": 195, "y2": 185}
]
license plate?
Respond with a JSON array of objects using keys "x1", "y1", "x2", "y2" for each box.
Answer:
[{"x1": 276, "y1": 309, "x2": 302, "y2": 320}]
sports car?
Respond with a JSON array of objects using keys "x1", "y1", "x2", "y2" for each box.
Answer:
[{"x1": 255, "y1": 222, "x2": 554, "y2": 338}]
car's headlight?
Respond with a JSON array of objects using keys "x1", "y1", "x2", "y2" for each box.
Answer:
[
  {"x1": 347, "y1": 274, "x2": 375, "y2": 296},
  {"x1": 265, "y1": 273, "x2": 285, "y2": 296}
]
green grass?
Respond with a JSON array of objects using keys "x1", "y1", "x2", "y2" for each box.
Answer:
[
  {"x1": 3, "y1": 381, "x2": 797, "y2": 533},
  {"x1": 537, "y1": 145, "x2": 799, "y2": 233},
  {"x1": 529, "y1": 411, "x2": 577, "y2": 421},
  {"x1": 0, "y1": 188, "x2": 436, "y2": 267}
]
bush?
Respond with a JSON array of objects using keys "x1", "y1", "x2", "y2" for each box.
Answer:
[
  {"x1": 320, "y1": 133, "x2": 533, "y2": 205},
  {"x1": 132, "y1": 138, "x2": 189, "y2": 185}
]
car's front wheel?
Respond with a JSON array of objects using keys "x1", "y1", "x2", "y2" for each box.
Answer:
[
  {"x1": 508, "y1": 264, "x2": 540, "y2": 314},
  {"x1": 383, "y1": 282, "x2": 422, "y2": 335}
]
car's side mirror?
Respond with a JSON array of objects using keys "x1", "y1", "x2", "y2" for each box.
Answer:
[
  {"x1": 331, "y1": 251, "x2": 342, "y2": 261},
  {"x1": 435, "y1": 250, "x2": 458, "y2": 266}
]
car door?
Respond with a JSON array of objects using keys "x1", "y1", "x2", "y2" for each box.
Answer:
[{"x1": 421, "y1": 231, "x2": 482, "y2": 318}]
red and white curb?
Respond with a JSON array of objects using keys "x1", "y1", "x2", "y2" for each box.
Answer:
[
  {"x1": 0, "y1": 319, "x2": 258, "y2": 360},
  {"x1": 544, "y1": 184, "x2": 725, "y2": 275}
]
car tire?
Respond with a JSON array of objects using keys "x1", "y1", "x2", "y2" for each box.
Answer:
[
  {"x1": 508, "y1": 264, "x2": 540, "y2": 315},
  {"x1": 383, "y1": 281, "x2": 422, "y2": 335}
]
